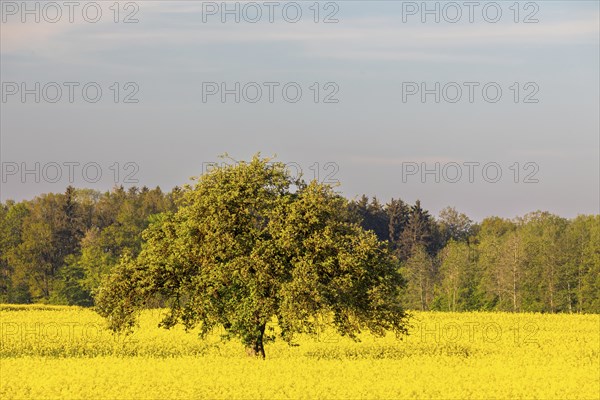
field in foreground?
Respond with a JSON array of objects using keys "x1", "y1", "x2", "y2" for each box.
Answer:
[{"x1": 0, "y1": 305, "x2": 598, "y2": 399}]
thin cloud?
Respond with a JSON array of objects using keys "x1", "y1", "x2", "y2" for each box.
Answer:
[
  {"x1": 2, "y1": 9, "x2": 597, "y2": 65},
  {"x1": 351, "y1": 155, "x2": 463, "y2": 166}
]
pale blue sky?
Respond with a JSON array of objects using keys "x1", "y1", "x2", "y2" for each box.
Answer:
[{"x1": 1, "y1": 1, "x2": 598, "y2": 220}]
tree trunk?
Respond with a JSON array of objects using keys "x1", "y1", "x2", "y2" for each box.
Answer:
[
  {"x1": 245, "y1": 324, "x2": 266, "y2": 359},
  {"x1": 567, "y1": 282, "x2": 573, "y2": 313},
  {"x1": 578, "y1": 236, "x2": 584, "y2": 313},
  {"x1": 512, "y1": 239, "x2": 519, "y2": 312}
]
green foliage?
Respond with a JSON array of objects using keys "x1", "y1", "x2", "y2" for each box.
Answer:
[
  {"x1": 0, "y1": 156, "x2": 598, "y2": 318},
  {"x1": 51, "y1": 255, "x2": 93, "y2": 306},
  {"x1": 0, "y1": 186, "x2": 174, "y2": 304},
  {"x1": 95, "y1": 156, "x2": 409, "y2": 357},
  {"x1": 400, "y1": 245, "x2": 435, "y2": 311},
  {"x1": 438, "y1": 207, "x2": 474, "y2": 244}
]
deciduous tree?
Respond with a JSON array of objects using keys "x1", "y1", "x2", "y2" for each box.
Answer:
[{"x1": 95, "y1": 156, "x2": 409, "y2": 357}]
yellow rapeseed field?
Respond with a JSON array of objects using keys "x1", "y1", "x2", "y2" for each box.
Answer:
[{"x1": 1, "y1": 305, "x2": 598, "y2": 399}]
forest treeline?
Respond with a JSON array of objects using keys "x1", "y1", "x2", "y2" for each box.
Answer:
[{"x1": 0, "y1": 185, "x2": 598, "y2": 313}]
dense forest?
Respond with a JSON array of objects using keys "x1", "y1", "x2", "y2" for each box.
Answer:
[{"x1": 0, "y1": 185, "x2": 598, "y2": 313}]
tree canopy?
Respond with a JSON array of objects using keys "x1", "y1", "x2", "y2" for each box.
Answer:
[{"x1": 95, "y1": 156, "x2": 409, "y2": 357}]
